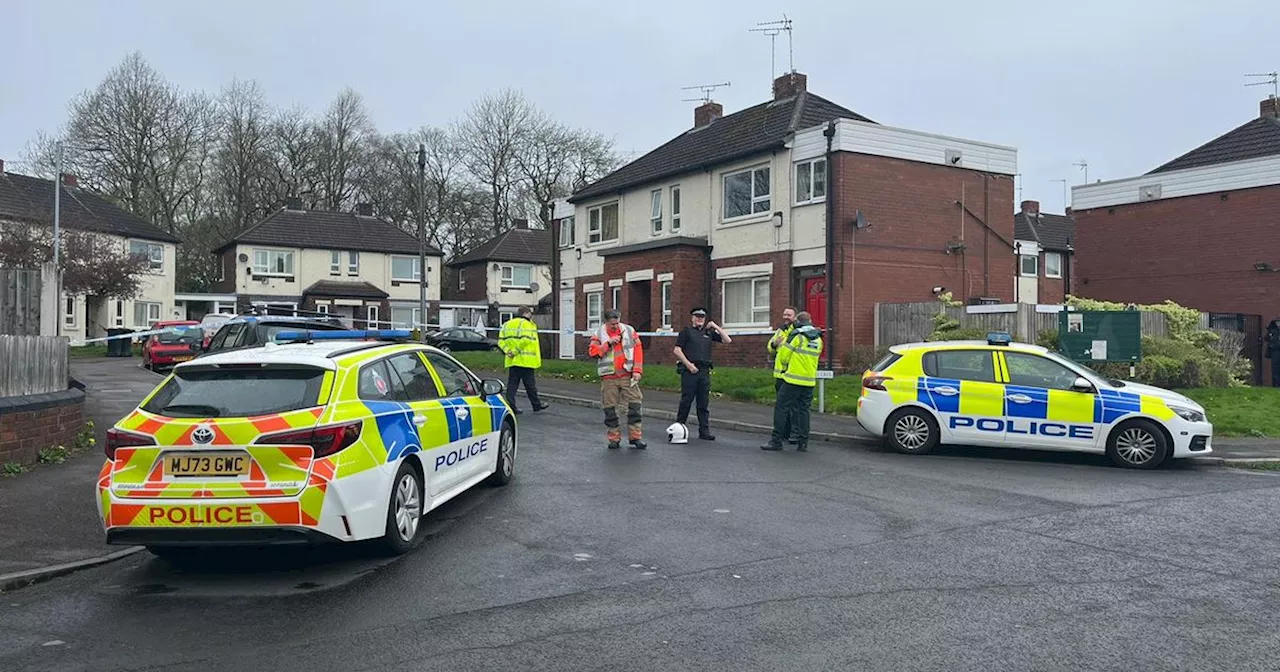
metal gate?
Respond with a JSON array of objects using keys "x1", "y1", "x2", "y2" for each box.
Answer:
[{"x1": 1208, "y1": 313, "x2": 1263, "y2": 385}]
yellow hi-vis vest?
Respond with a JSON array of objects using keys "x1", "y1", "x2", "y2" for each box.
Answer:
[
  {"x1": 769, "y1": 324, "x2": 795, "y2": 379},
  {"x1": 778, "y1": 329, "x2": 822, "y2": 387},
  {"x1": 498, "y1": 317, "x2": 541, "y2": 369}
]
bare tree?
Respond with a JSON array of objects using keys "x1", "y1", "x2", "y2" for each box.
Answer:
[
  {"x1": 269, "y1": 106, "x2": 322, "y2": 208},
  {"x1": 0, "y1": 224, "x2": 150, "y2": 299},
  {"x1": 314, "y1": 89, "x2": 374, "y2": 211},
  {"x1": 210, "y1": 79, "x2": 277, "y2": 236},
  {"x1": 457, "y1": 89, "x2": 541, "y2": 235},
  {"x1": 518, "y1": 121, "x2": 618, "y2": 227}
]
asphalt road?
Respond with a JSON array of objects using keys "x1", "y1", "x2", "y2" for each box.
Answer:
[{"x1": 3, "y1": 402, "x2": 1280, "y2": 671}]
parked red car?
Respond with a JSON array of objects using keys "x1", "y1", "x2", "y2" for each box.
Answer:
[{"x1": 142, "y1": 320, "x2": 203, "y2": 370}]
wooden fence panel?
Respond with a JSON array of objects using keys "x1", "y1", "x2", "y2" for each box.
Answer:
[
  {"x1": 0, "y1": 270, "x2": 42, "y2": 336},
  {"x1": 876, "y1": 302, "x2": 1182, "y2": 347},
  {"x1": 0, "y1": 335, "x2": 69, "y2": 397}
]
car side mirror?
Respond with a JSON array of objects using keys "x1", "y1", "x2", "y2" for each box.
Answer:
[
  {"x1": 481, "y1": 379, "x2": 505, "y2": 396},
  {"x1": 1071, "y1": 376, "x2": 1094, "y2": 393}
]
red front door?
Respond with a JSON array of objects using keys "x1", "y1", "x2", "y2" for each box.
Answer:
[{"x1": 804, "y1": 277, "x2": 827, "y2": 329}]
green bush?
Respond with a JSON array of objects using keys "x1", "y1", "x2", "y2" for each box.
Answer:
[
  {"x1": 844, "y1": 345, "x2": 889, "y2": 373},
  {"x1": 1035, "y1": 330, "x2": 1059, "y2": 351}
]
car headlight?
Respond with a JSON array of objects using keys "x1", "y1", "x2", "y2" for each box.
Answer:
[{"x1": 1170, "y1": 406, "x2": 1206, "y2": 423}]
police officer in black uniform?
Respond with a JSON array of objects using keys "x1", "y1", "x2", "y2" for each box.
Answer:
[
  {"x1": 673, "y1": 307, "x2": 732, "y2": 440},
  {"x1": 1266, "y1": 319, "x2": 1280, "y2": 387}
]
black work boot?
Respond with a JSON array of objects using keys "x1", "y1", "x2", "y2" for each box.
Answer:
[
  {"x1": 761, "y1": 442, "x2": 783, "y2": 451},
  {"x1": 607, "y1": 441, "x2": 621, "y2": 450},
  {"x1": 699, "y1": 431, "x2": 716, "y2": 441},
  {"x1": 630, "y1": 439, "x2": 647, "y2": 450},
  {"x1": 796, "y1": 442, "x2": 808, "y2": 452}
]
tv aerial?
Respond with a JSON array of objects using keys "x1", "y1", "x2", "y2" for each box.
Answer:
[
  {"x1": 1245, "y1": 71, "x2": 1279, "y2": 98},
  {"x1": 681, "y1": 81, "x2": 731, "y2": 104},
  {"x1": 750, "y1": 15, "x2": 794, "y2": 80}
]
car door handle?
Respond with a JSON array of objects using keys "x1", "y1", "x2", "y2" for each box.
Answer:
[
  {"x1": 1006, "y1": 394, "x2": 1033, "y2": 404},
  {"x1": 413, "y1": 414, "x2": 428, "y2": 427},
  {"x1": 933, "y1": 386, "x2": 959, "y2": 396}
]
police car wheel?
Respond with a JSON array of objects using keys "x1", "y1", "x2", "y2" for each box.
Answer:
[
  {"x1": 486, "y1": 422, "x2": 516, "y2": 486},
  {"x1": 886, "y1": 409, "x2": 939, "y2": 455},
  {"x1": 1106, "y1": 419, "x2": 1169, "y2": 469},
  {"x1": 377, "y1": 461, "x2": 424, "y2": 556}
]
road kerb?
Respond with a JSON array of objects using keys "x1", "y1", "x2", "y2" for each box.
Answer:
[
  {"x1": 0, "y1": 546, "x2": 145, "y2": 593},
  {"x1": 1188, "y1": 456, "x2": 1280, "y2": 468},
  {"x1": 534, "y1": 392, "x2": 876, "y2": 445}
]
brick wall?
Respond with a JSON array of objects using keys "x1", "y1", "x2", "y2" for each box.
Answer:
[
  {"x1": 1074, "y1": 184, "x2": 1280, "y2": 384},
  {"x1": 445, "y1": 261, "x2": 490, "y2": 302},
  {"x1": 211, "y1": 249, "x2": 237, "y2": 294},
  {"x1": 0, "y1": 392, "x2": 85, "y2": 466},
  {"x1": 1036, "y1": 250, "x2": 1073, "y2": 304},
  {"x1": 832, "y1": 152, "x2": 1016, "y2": 354}
]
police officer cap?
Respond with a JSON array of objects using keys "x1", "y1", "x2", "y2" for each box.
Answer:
[{"x1": 690, "y1": 307, "x2": 707, "y2": 316}]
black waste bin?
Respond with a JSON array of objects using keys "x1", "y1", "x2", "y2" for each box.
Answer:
[{"x1": 105, "y1": 328, "x2": 134, "y2": 357}]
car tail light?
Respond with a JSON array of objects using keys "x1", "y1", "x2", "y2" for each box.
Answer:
[
  {"x1": 863, "y1": 375, "x2": 892, "y2": 391},
  {"x1": 105, "y1": 427, "x2": 155, "y2": 459},
  {"x1": 255, "y1": 421, "x2": 363, "y2": 458}
]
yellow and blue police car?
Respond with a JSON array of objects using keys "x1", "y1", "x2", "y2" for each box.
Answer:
[
  {"x1": 856, "y1": 332, "x2": 1213, "y2": 469},
  {"x1": 96, "y1": 329, "x2": 516, "y2": 558}
]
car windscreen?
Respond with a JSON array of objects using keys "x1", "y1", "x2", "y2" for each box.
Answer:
[
  {"x1": 141, "y1": 366, "x2": 327, "y2": 418},
  {"x1": 157, "y1": 326, "x2": 203, "y2": 344}
]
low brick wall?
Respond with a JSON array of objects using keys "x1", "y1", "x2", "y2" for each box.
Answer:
[{"x1": 0, "y1": 388, "x2": 86, "y2": 466}]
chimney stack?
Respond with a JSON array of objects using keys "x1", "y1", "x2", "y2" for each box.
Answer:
[
  {"x1": 1262, "y1": 95, "x2": 1280, "y2": 119},
  {"x1": 1021, "y1": 200, "x2": 1040, "y2": 215},
  {"x1": 355, "y1": 202, "x2": 373, "y2": 216},
  {"x1": 694, "y1": 101, "x2": 723, "y2": 128},
  {"x1": 512, "y1": 218, "x2": 529, "y2": 229},
  {"x1": 0, "y1": 159, "x2": 5, "y2": 174},
  {"x1": 772, "y1": 71, "x2": 808, "y2": 100},
  {"x1": 62, "y1": 174, "x2": 78, "y2": 189},
  {"x1": 283, "y1": 196, "x2": 303, "y2": 211}
]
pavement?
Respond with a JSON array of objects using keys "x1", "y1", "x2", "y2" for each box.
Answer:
[
  {"x1": 0, "y1": 358, "x2": 162, "y2": 581},
  {"x1": 3, "y1": 398, "x2": 1280, "y2": 670}
]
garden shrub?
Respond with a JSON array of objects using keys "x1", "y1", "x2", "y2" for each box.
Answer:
[{"x1": 844, "y1": 344, "x2": 890, "y2": 373}]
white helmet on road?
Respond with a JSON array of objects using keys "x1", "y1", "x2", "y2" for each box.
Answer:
[{"x1": 666, "y1": 423, "x2": 689, "y2": 444}]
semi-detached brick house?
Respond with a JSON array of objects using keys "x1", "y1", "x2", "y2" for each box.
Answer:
[
  {"x1": 443, "y1": 219, "x2": 552, "y2": 327},
  {"x1": 1072, "y1": 95, "x2": 1280, "y2": 385},
  {"x1": 552, "y1": 72, "x2": 1017, "y2": 368},
  {"x1": 1013, "y1": 200, "x2": 1075, "y2": 304}
]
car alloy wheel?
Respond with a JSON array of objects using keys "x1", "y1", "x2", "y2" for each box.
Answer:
[
  {"x1": 894, "y1": 414, "x2": 930, "y2": 451},
  {"x1": 1115, "y1": 426, "x2": 1158, "y2": 466},
  {"x1": 500, "y1": 429, "x2": 515, "y2": 478},
  {"x1": 393, "y1": 472, "x2": 421, "y2": 542}
]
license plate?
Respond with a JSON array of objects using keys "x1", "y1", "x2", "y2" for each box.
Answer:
[
  {"x1": 163, "y1": 451, "x2": 251, "y2": 477},
  {"x1": 172, "y1": 356, "x2": 193, "y2": 362}
]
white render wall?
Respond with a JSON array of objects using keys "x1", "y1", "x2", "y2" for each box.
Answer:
[{"x1": 229, "y1": 244, "x2": 443, "y2": 302}]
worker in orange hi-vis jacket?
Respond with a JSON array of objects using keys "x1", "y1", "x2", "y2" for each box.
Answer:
[{"x1": 588, "y1": 309, "x2": 646, "y2": 450}]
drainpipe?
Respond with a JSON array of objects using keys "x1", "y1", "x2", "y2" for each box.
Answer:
[
  {"x1": 982, "y1": 173, "x2": 990, "y2": 297},
  {"x1": 823, "y1": 120, "x2": 836, "y2": 369},
  {"x1": 550, "y1": 202, "x2": 560, "y2": 337},
  {"x1": 1063, "y1": 237, "x2": 1073, "y2": 299}
]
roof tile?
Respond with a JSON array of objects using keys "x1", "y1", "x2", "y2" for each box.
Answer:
[
  {"x1": 447, "y1": 227, "x2": 551, "y2": 266},
  {"x1": 1014, "y1": 211, "x2": 1075, "y2": 251},
  {"x1": 0, "y1": 171, "x2": 179, "y2": 243},
  {"x1": 570, "y1": 92, "x2": 872, "y2": 202},
  {"x1": 218, "y1": 209, "x2": 442, "y2": 256},
  {"x1": 1147, "y1": 116, "x2": 1280, "y2": 174}
]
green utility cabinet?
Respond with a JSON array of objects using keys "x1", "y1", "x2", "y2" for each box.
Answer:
[{"x1": 1057, "y1": 310, "x2": 1142, "y2": 364}]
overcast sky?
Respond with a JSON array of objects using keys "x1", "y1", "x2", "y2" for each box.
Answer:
[{"x1": 2, "y1": 0, "x2": 1274, "y2": 213}]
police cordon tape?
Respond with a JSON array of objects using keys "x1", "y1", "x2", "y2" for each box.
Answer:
[{"x1": 76, "y1": 322, "x2": 786, "y2": 343}]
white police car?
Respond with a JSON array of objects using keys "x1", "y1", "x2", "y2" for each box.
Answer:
[{"x1": 856, "y1": 332, "x2": 1213, "y2": 469}]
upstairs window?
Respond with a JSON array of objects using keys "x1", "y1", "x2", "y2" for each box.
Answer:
[
  {"x1": 651, "y1": 189, "x2": 663, "y2": 235},
  {"x1": 795, "y1": 158, "x2": 827, "y2": 205},
  {"x1": 723, "y1": 166, "x2": 771, "y2": 220},
  {"x1": 129, "y1": 241, "x2": 164, "y2": 272},
  {"x1": 670, "y1": 186, "x2": 682, "y2": 232},
  {"x1": 588, "y1": 203, "x2": 619, "y2": 244}
]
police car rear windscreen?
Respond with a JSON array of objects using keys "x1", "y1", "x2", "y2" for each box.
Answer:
[{"x1": 142, "y1": 366, "x2": 327, "y2": 418}]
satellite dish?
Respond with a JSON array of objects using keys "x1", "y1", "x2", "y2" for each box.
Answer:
[
  {"x1": 238, "y1": 253, "x2": 249, "y2": 262},
  {"x1": 528, "y1": 282, "x2": 540, "y2": 292},
  {"x1": 853, "y1": 210, "x2": 870, "y2": 230}
]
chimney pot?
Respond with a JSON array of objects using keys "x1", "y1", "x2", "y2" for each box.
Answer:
[
  {"x1": 284, "y1": 196, "x2": 303, "y2": 211},
  {"x1": 772, "y1": 71, "x2": 808, "y2": 100},
  {"x1": 1262, "y1": 95, "x2": 1280, "y2": 119},
  {"x1": 0, "y1": 159, "x2": 5, "y2": 174},
  {"x1": 1064, "y1": 206, "x2": 1073, "y2": 215},
  {"x1": 512, "y1": 218, "x2": 529, "y2": 229},
  {"x1": 1020, "y1": 200, "x2": 1040, "y2": 215},
  {"x1": 355, "y1": 202, "x2": 373, "y2": 216},
  {"x1": 694, "y1": 101, "x2": 723, "y2": 128}
]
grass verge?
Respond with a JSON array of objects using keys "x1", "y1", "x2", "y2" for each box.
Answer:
[
  {"x1": 1178, "y1": 387, "x2": 1280, "y2": 438},
  {"x1": 452, "y1": 352, "x2": 862, "y2": 416}
]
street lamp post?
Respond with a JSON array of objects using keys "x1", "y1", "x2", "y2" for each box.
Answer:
[
  {"x1": 52, "y1": 141, "x2": 64, "y2": 337},
  {"x1": 417, "y1": 143, "x2": 428, "y2": 342}
]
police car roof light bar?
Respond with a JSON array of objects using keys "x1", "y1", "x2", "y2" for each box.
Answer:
[
  {"x1": 274, "y1": 329, "x2": 413, "y2": 344},
  {"x1": 987, "y1": 331, "x2": 1012, "y2": 346}
]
